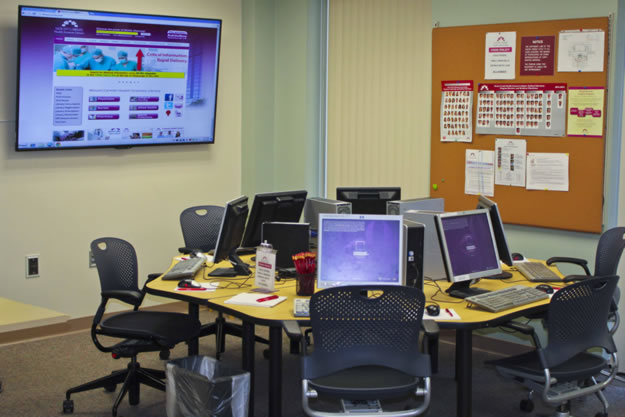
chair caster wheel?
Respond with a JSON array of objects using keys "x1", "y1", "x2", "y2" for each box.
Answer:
[
  {"x1": 159, "y1": 349, "x2": 170, "y2": 360},
  {"x1": 520, "y1": 399, "x2": 534, "y2": 412},
  {"x1": 104, "y1": 384, "x2": 116, "y2": 392},
  {"x1": 62, "y1": 399, "x2": 74, "y2": 413}
]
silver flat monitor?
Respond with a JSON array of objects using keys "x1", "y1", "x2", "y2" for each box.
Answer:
[
  {"x1": 317, "y1": 214, "x2": 404, "y2": 288},
  {"x1": 434, "y1": 209, "x2": 502, "y2": 298}
]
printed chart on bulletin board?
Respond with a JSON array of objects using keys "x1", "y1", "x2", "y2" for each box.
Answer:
[{"x1": 430, "y1": 17, "x2": 609, "y2": 233}]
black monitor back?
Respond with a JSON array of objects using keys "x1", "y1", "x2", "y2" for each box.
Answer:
[
  {"x1": 477, "y1": 195, "x2": 514, "y2": 267},
  {"x1": 241, "y1": 190, "x2": 307, "y2": 248},
  {"x1": 261, "y1": 222, "x2": 310, "y2": 269},
  {"x1": 213, "y1": 196, "x2": 249, "y2": 263},
  {"x1": 336, "y1": 187, "x2": 401, "y2": 214}
]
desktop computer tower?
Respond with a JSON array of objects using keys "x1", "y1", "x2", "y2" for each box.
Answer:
[
  {"x1": 304, "y1": 197, "x2": 352, "y2": 231},
  {"x1": 387, "y1": 197, "x2": 445, "y2": 215},
  {"x1": 403, "y1": 219, "x2": 425, "y2": 290},
  {"x1": 403, "y1": 210, "x2": 446, "y2": 281}
]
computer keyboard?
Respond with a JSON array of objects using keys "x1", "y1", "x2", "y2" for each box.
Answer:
[
  {"x1": 161, "y1": 257, "x2": 206, "y2": 280},
  {"x1": 465, "y1": 285, "x2": 549, "y2": 313},
  {"x1": 515, "y1": 261, "x2": 562, "y2": 282}
]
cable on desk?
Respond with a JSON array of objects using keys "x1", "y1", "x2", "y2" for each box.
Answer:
[{"x1": 424, "y1": 278, "x2": 465, "y2": 304}]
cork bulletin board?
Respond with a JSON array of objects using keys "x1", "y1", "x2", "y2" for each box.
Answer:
[{"x1": 430, "y1": 17, "x2": 609, "y2": 233}]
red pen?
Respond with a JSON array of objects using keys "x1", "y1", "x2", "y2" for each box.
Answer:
[
  {"x1": 257, "y1": 295, "x2": 279, "y2": 303},
  {"x1": 445, "y1": 308, "x2": 453, "y2": 317}
]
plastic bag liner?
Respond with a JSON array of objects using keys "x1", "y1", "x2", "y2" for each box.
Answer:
[{"x1": 166, "y1": 355, "x2": 250, "y2": 417}]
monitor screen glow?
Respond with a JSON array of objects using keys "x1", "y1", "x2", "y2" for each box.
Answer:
[
  {"x1": 436, "y1": 209, "x2": 501, "y2": 283},
  {"x1": 317, "y1": 214, "x2": 404, "y2": 288}
]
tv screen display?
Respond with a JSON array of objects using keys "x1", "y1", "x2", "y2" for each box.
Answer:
[{"x1": 16, "y1": 6, "x2": 221, "y2": 150}]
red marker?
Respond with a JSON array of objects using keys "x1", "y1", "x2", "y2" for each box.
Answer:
[
  {"x1": 257, "y1": 295, "x2": 279, "y2": 303},
  {"x1": 445, "y1": 308, "x2": 453, "y2": 317}
]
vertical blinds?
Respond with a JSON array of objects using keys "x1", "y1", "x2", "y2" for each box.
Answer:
[{"x1": 326, "y1": 0, "x2": 432, "y2": 199}]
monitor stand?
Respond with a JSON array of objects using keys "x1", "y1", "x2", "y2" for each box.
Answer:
[
  {"x1": 446, "y1": 280, "x2": 490, "y2": 299},
  {"x1": 479, "y1": 271, "x2": 513, "y2": 280},
  {"x1": 208, "y1": 249, "x2": 251, "y2": 277}
]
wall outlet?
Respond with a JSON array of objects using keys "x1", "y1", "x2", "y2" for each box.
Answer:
[
  {"x1": 89, "y1": 250, "x2": 96, "y2": 268},
  {"x1": 26, "y1": 254, "x2": 40, "y2": 278}
]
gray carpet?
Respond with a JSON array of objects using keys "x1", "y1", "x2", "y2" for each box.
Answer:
[{"x1": 0, "y1": 310, "x2": 623, "y2": 417}]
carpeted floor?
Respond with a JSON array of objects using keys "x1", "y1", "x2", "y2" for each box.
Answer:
[{"x1": 0, "y1": 310, "x2": 623, "y2": 417}]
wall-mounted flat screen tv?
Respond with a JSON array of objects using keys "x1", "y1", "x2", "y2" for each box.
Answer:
[{"x1": 16, "y1": 6, "x2": 221, "y2": 151}]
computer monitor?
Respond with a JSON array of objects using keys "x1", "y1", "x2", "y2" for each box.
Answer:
[
  {"x1": 209, "y1": 196, "x2": 250, "y2": 277},
  {"x1": 317, "y1": 214, "x2": 404, "y2": 288},
  {"x1": 240, "y1": 190, "x2": 308, "y2": 248},
  {"x1": 336, "y1": 187, "x2": 401, "y2": 214},
  {"x1": 476, "y1": 195, "x2": 514, "y2": 268},
  {"x1": 434, "y1": 209, "x2": 502, "y2": 298}
]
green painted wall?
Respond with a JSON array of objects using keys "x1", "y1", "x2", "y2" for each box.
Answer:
[{"x1": 242, "y1": 0, "x2": 323, "y2": 198}]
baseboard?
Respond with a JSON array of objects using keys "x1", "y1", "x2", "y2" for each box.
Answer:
[{"x1": 0, "y1": 301, "x2": 189, "y2": 346}]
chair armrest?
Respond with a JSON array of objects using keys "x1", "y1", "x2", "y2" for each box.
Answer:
[
  {"x1": 500, "y1": 321, "x2": 534, "y2": 335},
  {"x1": 500, "y1": 321, "x2": 543, "y2": 348},
  {"x1": 421, "y1": 319, "x2": 439, "y2": 338},
  {"x1": 546, "y1": 256, "x2": 591, "y2": 275},
  {"x1": 563, "y1": 274, "x2": 591, "y2": 283},
  {"x1": 282, "y1": 320, "x2": 304, "y2": 341},
  {"x1": 101, "y1": 290, "x2": 142, "y2": 306},
  {"x1": 146, "y1": 273, "x2": 162, "y2": 284}
]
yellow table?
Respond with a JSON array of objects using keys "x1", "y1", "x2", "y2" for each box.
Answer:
[{"x1": 147, "y1": 257, "x2": 565, "y2": 417}]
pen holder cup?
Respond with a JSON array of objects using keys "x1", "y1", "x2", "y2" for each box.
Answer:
[{"x1": 296, "y1": 273, "x2": 315, "y2": 296}]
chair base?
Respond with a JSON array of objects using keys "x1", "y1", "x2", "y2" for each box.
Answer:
[
  {"x1": 199, "y1": 313, "x2": 269, "y2": 359},
  {"x1": 64, "y1": 358, "x2": 165, "y2": 417}
]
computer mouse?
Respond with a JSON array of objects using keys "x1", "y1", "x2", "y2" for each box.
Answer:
[
  {"x1": 535, "y1": 284, "x2": 554, "y2": 294},
  {"x1": 177, "y1": 279, "x2": 202, "y2": 289},
  {"x1": 426, "y1": 304, "x2": 440, "y2": 317},
  {"x1": 511, "y1": 252, "x2": 525, "y2": 261}
]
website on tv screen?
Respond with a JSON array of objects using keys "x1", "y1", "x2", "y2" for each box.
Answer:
[{"x1": 17, "y1": 6, "x2": 221, "y2": 150}]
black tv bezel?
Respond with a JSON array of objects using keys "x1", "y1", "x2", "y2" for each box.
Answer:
[{"x1": 15, "y1": 5, "x2": 222, "y2": 152}]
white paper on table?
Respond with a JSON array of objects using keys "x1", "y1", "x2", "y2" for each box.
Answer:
[
  {"x1": 557, "y1": 29, "x2": 604, "y2": 72},
  {"x1": 465, "y1": 149, "x2": 495, "y2": 197},
  {"x1": 495, "y1": 138, "x2": 526, "y2": 187},
  {"x1": 485, "y1": 32, "x2": 516, "y2": 80},
  {"x1": 526, "y1": 153, "x2": 569, "y2": 191}
]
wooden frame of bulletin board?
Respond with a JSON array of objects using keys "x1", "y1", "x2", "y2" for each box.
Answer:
[{"x1": 430, "y1": 17, "x2": 609, "y2": 233}]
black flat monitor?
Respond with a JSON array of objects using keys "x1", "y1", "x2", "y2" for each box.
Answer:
[
  {"x1": 209, "y1": 196, "x2": 250, "y2": 277},
  {"x1": 240, "y1": 190, "x2": 308, "y2": 248},
  {"x1": 336, "y1": 187, "x2": 401, "y2": 214},
  {"x1": 434, "y1": 209, "x2": 502, "y2": 299},
  {"x1": 477, "y1": 196, "x2": 514, "y2": 267}
]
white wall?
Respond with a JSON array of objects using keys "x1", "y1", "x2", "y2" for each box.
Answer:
[{"x1": 0, "y1": 0, "x2": 242, "y2": 318}]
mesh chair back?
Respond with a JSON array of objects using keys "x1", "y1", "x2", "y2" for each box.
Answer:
[
  {"x1": 180, "y1": 205, "x2": 225, "y2": 252},
  {"x1": 305, "y1": 285, "x2": 428, "y2": 378},
  {"x1": 91, "y1": 237, "x2": 140, "y2": 298},
  {"x1": 541, "y1": 275, "x2": 618, "y2": 368},
  {"x1": 593, "y1": 227, "x2": 625, "y2": 276}
]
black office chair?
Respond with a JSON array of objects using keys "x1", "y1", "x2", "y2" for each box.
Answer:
[
  {"x1": 179, "y1": 205, "x2": 225, "y2": 254},
  {"x1": 489, "y1": 275, "x2": 620, "y2": 417},
  {"x1": 546, "y1": 226, "x2": 625, "y2": 335},
  {"x1": 63, "y1": 238, "x2": 201, "y2": 417},
  {"x1": 286, "y1": 285, "x2": 436, "y2": 417},
  {"x1": 179, "y1": 205, "x2": 268, "y2": 359}
]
